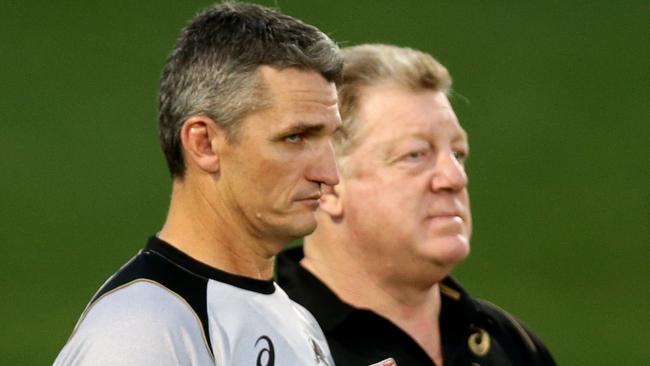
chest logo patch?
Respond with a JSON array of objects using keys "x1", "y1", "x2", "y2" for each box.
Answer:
[
  {"x1": 468, "y1": 327, "x2": 491, "y2": 356},
  {"x1": 255, "y1": 335, "x2": 275, "y2": 366}
]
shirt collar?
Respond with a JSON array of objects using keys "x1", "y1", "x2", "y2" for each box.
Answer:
[
  {"x1": 276, "y1": 245, "x2": 481, "y2": 333},
  {"x1": 276, "y1": 245, "x2": 357, "y2": 331},
  {"x1": 147, "y1": 235, "x2": 276, "y2": 294}
]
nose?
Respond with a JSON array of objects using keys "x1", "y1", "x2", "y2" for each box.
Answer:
[
  {"x1": 305, "y1": 140, "x2": 340, "y2": 187},
  {"x1": 431, "y1": 151, "x2": 468, "y2": 192}
]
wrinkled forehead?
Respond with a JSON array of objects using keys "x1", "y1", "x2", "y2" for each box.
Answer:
[
  {"x1": 229, "y1": 66, "x2": 339, "y2": 135},
  {"x1": 354, "y1": 87, "x2": 467, "y2": 149},
  {"x1": 261, "y1": 66, "x2": 338, "y2": 106}
]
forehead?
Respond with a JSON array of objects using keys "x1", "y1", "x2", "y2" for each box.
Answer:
[
  {"x1": 234, "y1": 66, "x2": 341, "y2": 139},
  {"x1": 261, "y1": 66, "x2": 339, "y2": 121},
  {"x1": 354, "y1": 85, "x2": 466, "y2": 149}
]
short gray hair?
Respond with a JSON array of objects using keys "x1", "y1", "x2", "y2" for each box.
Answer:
[{"x1": 158, "y1": 2, "x2": 343, "y2": 177}]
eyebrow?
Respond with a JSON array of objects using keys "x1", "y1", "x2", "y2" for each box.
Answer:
[
  {"x1": 451, "y1": 129, "x2": 469, "y2": 144},
  {"x1": 278, "y1": 121, "x2": 341, "y2": 137},
  {"x1": 383, "y1": 129, "x2": 469, "y2": 156}
]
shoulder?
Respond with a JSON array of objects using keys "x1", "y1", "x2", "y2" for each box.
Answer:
[
  {"x1": 54, "y1": 280, "x2": 213, "y2": 366},
  {"x1": 81, "y1": 279, "x2": 204, "y2": 332},
  {"x1": 474, "y1": 299, "x2": 557, "y2": 365}
]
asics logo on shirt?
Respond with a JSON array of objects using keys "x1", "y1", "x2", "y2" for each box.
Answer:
[{"x1": 255, "y1": 335, "x2": 275, "y2": 366}]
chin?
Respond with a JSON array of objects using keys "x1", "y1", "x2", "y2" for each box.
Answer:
[
  {"x1": 420, "y1": 236, "x2": 470, "y2": 267},
  {"x1": 284, "y1": 215, "x2": 318, "y2": 239}
]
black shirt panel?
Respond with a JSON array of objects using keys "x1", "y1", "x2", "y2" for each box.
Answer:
[
  {"x1": 332, "y1": 310, "x2": 434, "y2": 365},
  {"x1": 144, "y1": 235, "x2": 275, "y2": 294},
  {"x1": 90, "y1": 236, "x2": 213, "y2": 355},
  {"x1": 89, "y1": 236, "x2": 277, "y2": 357},
  {"x1": 276, "y1": 246, "x2": 557, "y2": 366}
]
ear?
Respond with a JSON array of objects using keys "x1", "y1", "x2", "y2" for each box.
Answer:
[
  {"x1": 179, "y1": 116, "x2": 224, "y2": 174},
  {"x1": 319, "y1": 182, "x2": 344, "y2": 219}
]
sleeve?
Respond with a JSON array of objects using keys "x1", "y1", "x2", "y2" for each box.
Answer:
[
  {"x1": 53, "y1": 281, "x2": 214, "y2": 366},
  {"x1": 519, "y1": 322, "x2": 557, "y2": 366}
]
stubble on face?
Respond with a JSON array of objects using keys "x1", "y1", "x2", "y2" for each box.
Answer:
[{"x1": 217, "y1": 66, "x2": 341, "y2": 245}]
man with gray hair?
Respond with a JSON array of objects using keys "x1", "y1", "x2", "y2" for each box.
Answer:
[
  {"x1": 55, "y1": 2, "x2": 341, "y2": 365},
  {"x1": 277, "y1": 44, "x2": 556, "y2": 365}
]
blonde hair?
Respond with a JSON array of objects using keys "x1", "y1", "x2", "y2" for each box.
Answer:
[{"x1": 334, "y1": 44, "x2": 452, "y2": 157}]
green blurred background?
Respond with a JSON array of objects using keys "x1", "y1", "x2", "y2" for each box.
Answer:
[{"x1": 2, "y1": 1, "x2": 648, "y2": 364}]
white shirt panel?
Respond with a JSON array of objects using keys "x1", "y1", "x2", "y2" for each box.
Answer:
[
  {"x1": 53, "y1": 280, "x2": 214, "y2": 366},
  {"x1": 207, "y1": 280, "x2": 335, "y2": 366}
]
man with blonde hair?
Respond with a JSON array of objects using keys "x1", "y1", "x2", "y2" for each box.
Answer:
[{"x1": 277, "y1": 44, "x2": 556, "y2": 366}]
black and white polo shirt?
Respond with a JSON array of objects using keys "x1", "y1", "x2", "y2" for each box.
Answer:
[{"x1": 54, "y1": 236, "x2": 334, "y2": 366}]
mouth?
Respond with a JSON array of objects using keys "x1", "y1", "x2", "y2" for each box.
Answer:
[
  {"x1": 296, "y1": 191, "x2": 322, "y2": 201},
  {"x1": 297, "y1": 198, "x2": 320, "y2": 209},
  {"x1": 296, "y1": 193, "x2": 322, "y2": 209},
  {"x1": 427, "y1": 212, "x2": 465, "y2": 224},
  {"x1": 425, "y1": 214, "x2": 465, "y2": 237},
  {"x1": 430, "y1": 214, "x2": 462, "y2": 221}
]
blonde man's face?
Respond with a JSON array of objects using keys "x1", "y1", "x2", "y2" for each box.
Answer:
[{"x1": 339, "y1": 85, "x2": 471, "y2": 282}]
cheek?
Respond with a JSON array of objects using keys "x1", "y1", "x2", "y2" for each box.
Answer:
[
  {"x1": 457, "y1": 189, "x2": 472, "y2": 228},
  {"x1": 384, "y1": 177, "x2": 429, "y2": 214},
  {"x1": 346, "y1": 183, "x2": 415, "y2": 237},
  {"x1": 254, "y1": 157, "x2": 299, "y2": 188},
  {"x1": 465, "y1": 193, "x2": 472, "y2": 239}
]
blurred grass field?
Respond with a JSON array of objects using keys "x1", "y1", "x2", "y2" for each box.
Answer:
[{"x1": 1, "y1": 1, "x2": 648, "y2": 364}]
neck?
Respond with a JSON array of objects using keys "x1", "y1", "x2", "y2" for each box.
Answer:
[
  {"x1": 158, "y1": 178, "x2": 279, "y2": 280},
  {"x1": 303, "y1": 232, "x2": 446, "y2": 364}
]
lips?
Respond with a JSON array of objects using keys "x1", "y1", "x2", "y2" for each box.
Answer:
[
  {"x1": 429, "y1": 213, "x2": 463, "y2": 220},
  {"x1": 294, "y1": 192, "x2": 322, "y2": 210},
  {"x1": 296, "y1": 196, "x2": 321, "y2": 210},
  {"x1": 428, "y1": 215, "x2": 463, "y2": 225},
  {"x1": 426, "y1": 213, "x2": 466, "y2": 237},
  {"x1": 296, "y1": 192, "x2": 322, "y2": 201},
  {"x1": 427, "y1": 209, "x2": 466, "y2": 222}
]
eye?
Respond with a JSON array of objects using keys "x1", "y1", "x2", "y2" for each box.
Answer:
[
  {"x1": 404, "y1": 151, "x2": 426, "y2": 160},
  {"x1": 284, "y1": 134, "x2": 303, "y2": 143},
  {"x1": 453, "y1": 150, "x2": 467, "y2": 163}
]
